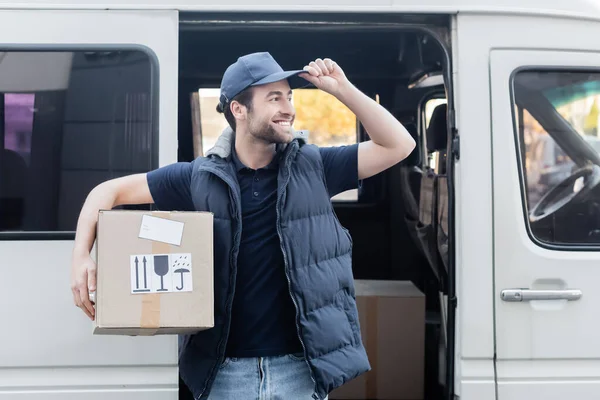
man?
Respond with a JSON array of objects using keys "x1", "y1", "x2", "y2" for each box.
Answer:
[{"x1": 70, "y1": 52, "x2": 415, "y2": 400}]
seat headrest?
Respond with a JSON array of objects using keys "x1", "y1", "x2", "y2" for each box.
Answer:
[{"x1": 426, "y1": 103, "x2": 448, "y2": 153}]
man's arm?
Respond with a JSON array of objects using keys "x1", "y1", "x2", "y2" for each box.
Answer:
[
  {"x1": 71, "y1": 173, "x2": 153, "y2": 320},
  {"x1": 337, "y1": 84, "x2": 416, "y2": 180},
  {"x1": 300, "y1": 58, "x2": 416, "y2": 180}
]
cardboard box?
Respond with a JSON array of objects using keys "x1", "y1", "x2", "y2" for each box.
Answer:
[
  {"x1": 329, "y1": 280, "x2": 425, "y2": 400},
  {"x1": 93, "y1": 210, "x2": 214, "y2": 335}
]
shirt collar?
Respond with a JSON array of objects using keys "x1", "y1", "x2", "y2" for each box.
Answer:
[
  {"x1": 231, "y1": 146, "x2": 280, "y2": 172},
  {"x1": 231, "y1": 147, "x2": 246, "y2": 172}
]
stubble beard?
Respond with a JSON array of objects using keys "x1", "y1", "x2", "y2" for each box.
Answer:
[{"x1": 247, "y1": 114, "x2": 293, "y2": 145}]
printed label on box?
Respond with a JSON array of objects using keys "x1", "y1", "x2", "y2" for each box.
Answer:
[
  {"x1": 138, "y1": 215, "x2": 185, "y2": 246},
  {"x1": 130, "y1": 253, "x2": 193, "y2": 294}
]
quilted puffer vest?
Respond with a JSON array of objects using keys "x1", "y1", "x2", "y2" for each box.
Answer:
[{"x1": 178, "y1": 128, "x2": 370, "y2": 400}]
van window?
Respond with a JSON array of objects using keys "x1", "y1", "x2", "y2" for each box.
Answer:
[
  {"x1": 197, "y1": 88, "x2": 358, "y2": 201},
  {"x1": 0, "y1": 50, "x2": 157, "y2": 235},
  {"x1": 513, "y1": 70, "x2": 600, "y2": 246}
]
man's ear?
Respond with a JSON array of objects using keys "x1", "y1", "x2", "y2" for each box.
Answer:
[{"x1": 230, "y1": 101, "x2": 247, "y2": 121}]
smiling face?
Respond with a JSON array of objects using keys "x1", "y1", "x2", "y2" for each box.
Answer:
[{"x1": 238, "y1": 79, "x2": 296, "y2": 145}]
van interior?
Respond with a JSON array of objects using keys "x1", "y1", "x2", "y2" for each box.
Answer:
[{"x1": 176, "y1": 12, "x2": 454, "y2": 400}]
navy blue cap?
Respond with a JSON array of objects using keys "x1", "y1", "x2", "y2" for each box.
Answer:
[{"x1": 217, "y1": 52, "x2": 308, "y2": 112}]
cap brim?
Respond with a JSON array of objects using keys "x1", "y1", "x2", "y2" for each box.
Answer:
[{"x1": 251, "y1": 70, "x2": 311, "y2": 90}]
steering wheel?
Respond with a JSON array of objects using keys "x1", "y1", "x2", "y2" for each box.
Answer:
[{"x1": 529, "y1": 164, "x2": 600, "y2": 223}]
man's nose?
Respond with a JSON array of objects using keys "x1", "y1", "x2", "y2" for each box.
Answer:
[{"x1": 281, "y1": 99, "x2": 295, "y2": 116}]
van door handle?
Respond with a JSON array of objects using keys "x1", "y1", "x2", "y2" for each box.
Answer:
[{"x1": 501, "y1": 289, "x2": 582, "y2": 302}]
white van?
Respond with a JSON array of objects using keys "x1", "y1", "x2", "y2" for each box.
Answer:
[{"x1": 2, "y1": 1, "x2": 600, "y2": 399}]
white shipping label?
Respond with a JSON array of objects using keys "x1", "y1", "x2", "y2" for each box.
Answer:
[
  {"x1": 130, "y1": 253, "x2": 193, "y2": 294},
  {"x1": 138, "y1": 215, "x2": 184, "y2": 246}
]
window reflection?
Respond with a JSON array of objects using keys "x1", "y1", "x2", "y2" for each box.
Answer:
[
  {"x1": 514, "y1": 70, "x2": 600, "y2": 246},
  {"x1": 0, "y1": 51, "x2": 156, "y2": 233}
]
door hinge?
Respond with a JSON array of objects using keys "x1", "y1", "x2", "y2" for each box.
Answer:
[
  {"x1": 448, "y1": 108, "x2": 459, "y2": 160},
  {"x1": 452, "y1": 136, "x2": 460, "y2": 160},
  {"x1": 449, "y1": 295, "x2": 457, "y2": 308}
]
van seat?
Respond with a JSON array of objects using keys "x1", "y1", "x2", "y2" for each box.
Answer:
[
  {"x1": 426, "y1": 104, "x2": 448, "y2": 159},
  {"x1": 429, "y1": 104, "x2": 450, "y2": 272},
  {"x1": 417, "y1": 103, "x2": 448, "y2": 284},
  {"x1": 437, "y1": 175, "x2": 449, "y2": 271},
  {"x1": 399, "y1": 123, "x2": 422, "y2": 245}
]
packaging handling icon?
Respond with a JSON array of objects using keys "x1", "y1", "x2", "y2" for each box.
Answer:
[{"x1": 130, "y1": 253, "x2": 193, "y2": 294}]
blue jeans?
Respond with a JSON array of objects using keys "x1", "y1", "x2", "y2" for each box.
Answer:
[{"x1": 207, "y1": 353, "x2": 328, "y2": 400}]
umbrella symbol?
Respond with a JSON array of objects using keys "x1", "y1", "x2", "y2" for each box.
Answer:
[
  {"x1": 174, "y1": 268, "x2": 190, "y2": 290},
  {"x1": 172, "y1": 255, "x2": 191, "y2": 291}
]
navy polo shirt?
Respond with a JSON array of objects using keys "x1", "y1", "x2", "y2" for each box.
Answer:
[
  {"x1": 147, "y1": 142, "x2": 359, "y2": 358},
  {"x1": 225, "y1": 148, "x2": 300, "y2": 357}
]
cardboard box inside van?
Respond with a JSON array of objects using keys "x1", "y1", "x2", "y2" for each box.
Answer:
[{"x1": 330, "y1": 280, "x2": 425, "y2": 400}]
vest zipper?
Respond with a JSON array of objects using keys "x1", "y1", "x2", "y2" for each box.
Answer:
[
  {"x1": 275, "y1": 144, "x2": 320, "y2": 399},
  {"x1": 194, "y1": 165, "x2": 242, "y2": 400}
]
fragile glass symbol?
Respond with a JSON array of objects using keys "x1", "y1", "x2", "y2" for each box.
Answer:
[{"x1": 154, "y1": 255, "x2": 169, "y2": 292}]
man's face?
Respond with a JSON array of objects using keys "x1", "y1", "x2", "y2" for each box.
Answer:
[{"x1": 243, "y1": 80, "x2": 296, "y2": 144}]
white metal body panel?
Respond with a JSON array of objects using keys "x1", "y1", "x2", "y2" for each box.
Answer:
[
  {"x1": 0, "y1": 0, "x2": 596, "y2": 21},
  {"x1": 455, "y1": 10, "x2": 600, "y2": 399},
  {"x1": 456, "y1": 11, "x2": 600, "y2": 398},
  {"x1": 491, "y1": 47, "x2": 600, "y2": 399},
  {"x1": 459, "y1": 360, "x2": 496, "y2": 400},
  {"x1": 0, "y1": 9, "x2": 179, "y2": 399},
  {"x1": 451, "y1": 11, "x2": 497, "y2": 400}
]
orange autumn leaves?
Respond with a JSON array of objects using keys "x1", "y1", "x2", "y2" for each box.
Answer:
[{"x1": 293, "y1": 89, "x2": 357, "y2": 147}]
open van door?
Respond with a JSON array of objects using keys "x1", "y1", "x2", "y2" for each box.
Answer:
[
  {"x1": 490, "y1": 47, "x2": 600, "y2": 398},
  {"x1": 0, "y1": 9, "x2": 179, "y2": 399}
]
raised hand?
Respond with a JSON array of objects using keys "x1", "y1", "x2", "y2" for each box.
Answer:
[{"x1": 299, "y1": 58, "x2": 350, "y2": 98}]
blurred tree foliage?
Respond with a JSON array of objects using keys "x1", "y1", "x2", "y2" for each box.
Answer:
[{"x1": 293, "y1": 89, "x2": 357, "y2": 146}]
